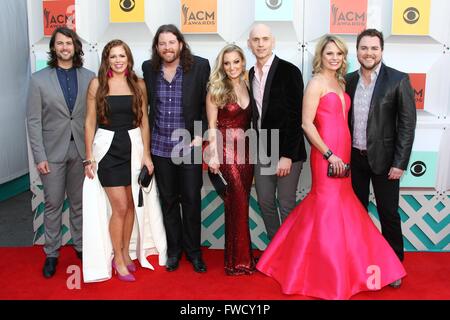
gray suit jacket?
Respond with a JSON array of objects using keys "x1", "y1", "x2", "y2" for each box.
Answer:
[{"x1": 27, "y1": 66, "x2": 95, "y2": 164}]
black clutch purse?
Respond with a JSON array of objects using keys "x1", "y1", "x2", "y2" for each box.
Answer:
[
  {"x1": 138, "y1": 166, "x2": 153, "y2": 207},
  {"x1": 208, "y1": 170, "x2": 227, "y2": 198},
  {"x1": 327, "y1": 163, "x2": 351, "y2": 178},
  {"x1": 138, "y1": 166, "x2": 153, "y2": 187}
]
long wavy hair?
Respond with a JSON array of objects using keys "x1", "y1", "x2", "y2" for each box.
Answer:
[
  {"x1": 312, "y1": 35, "x2": 348, "y2": 86},
  {"x1": 151, "y1": 24, "x2": 194, "y2": 73},
  {"x1": 47, "y1": 27, "x2": 84, "y2": 68},
  {"x1": 207, "y1": 44, "x2": 247, "y2": 108},
  {"x1": 96, "y1": 40, "x2": 143, "y2": 127}
]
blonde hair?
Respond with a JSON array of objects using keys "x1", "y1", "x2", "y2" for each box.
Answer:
[
  {"x1": 208, "y1": 44, "x2": 246, "y2": 107},
  {"x1": 312, "y1": 35, "x2": 348, "y2": 86}
]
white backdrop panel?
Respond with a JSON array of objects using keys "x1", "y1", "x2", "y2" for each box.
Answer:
[{"x1": 25, "y1": 0, "x2": 450, "y2": 250}]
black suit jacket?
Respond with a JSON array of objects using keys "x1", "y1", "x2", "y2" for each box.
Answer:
[
  {"x1": 345, "y1": 63, "x2": 416, "y2": 174},
  {"x1": 142, "y1": 55, "x2": 210, "y2": 138},
  {"x1": 249, "y1": 56, "x2": 307, "y2": 162}
]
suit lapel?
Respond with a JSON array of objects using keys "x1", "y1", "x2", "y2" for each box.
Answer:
[
  {"x1": 182, "y1": 67, "x2": 192, "y2": 111},
  {"x1": 345, "y1": 71, "x2": 359, "y2": 130},
  {"x1": 72, "y1": 68, "x2": 82, "y2": 113},
  {"x1": 150, "y1": 68, "x2": 158, "y2": 100},
  {"x1": 147, "y1": 67, "x2": 159, "y2": 125},
  {"x1": 50, "y1": 68, "x2": 70, "y2": 115},
  {"x1": 249, "y1": 68, "x2": 254, "y2": 86},
  {"x1": 261, "y1": 55, "x2": 278, "y2": 124},
  {"x1": 368, "y1": 63, "x2": 387, "y2": 120},
  {"x1": 248, "y1": 68, "x2": 258, "y2": 127},
  {"x1": 347, "y1": 72, "x2": 358, "y2": 105}
]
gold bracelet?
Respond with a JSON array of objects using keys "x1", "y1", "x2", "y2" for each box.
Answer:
[{"x1": 82, "y1": 159, "x2": 95, "y2": 167}]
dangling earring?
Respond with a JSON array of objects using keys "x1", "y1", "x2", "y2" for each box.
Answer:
[
  {"x1": 124, "y1": 68, "x2": 129, "y2": 77},
  {"x1": 107, "y1": 68, "x2": 113, "y2": 78}
]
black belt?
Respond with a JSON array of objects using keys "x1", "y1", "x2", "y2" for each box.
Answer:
[{"x1": 352, "y1": 147, "x2": 367, "y2": 156}]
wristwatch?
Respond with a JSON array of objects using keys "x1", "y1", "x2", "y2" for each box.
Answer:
[{"x1": 323, "y1": 149, "x2": 333, "y2": 160}]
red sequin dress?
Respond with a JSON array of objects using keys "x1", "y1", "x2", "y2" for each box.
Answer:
[{"x1": 217, "y1": 101, "x2": 255, "y2": 275}]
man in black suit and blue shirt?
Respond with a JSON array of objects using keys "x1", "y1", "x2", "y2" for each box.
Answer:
[
  {"x1": 142, "y1": 24, "x2": 210, "y2": 273},
  {"x1": 248, "y1": 24, "x2": 307, "y2": 242},
  {"x1": 345, "y1": 29, "x2": 416, "y2": 288}
]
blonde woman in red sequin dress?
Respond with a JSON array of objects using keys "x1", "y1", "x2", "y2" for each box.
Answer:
[{"x1": 206, "y1": 44, "x2": 256, "y2": 275}]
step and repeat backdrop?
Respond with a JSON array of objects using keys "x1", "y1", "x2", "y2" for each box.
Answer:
[{"x1": 27, "y1": 0, "x2": 449, "y2": 251}]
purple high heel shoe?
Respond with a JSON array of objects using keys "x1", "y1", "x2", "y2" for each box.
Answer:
[
  {"x1": 112, "y1": 260, "x2": 136, "y2": 282},
  {"x1": 127, "y1": 262, "x2": 137, "y2": 273}
]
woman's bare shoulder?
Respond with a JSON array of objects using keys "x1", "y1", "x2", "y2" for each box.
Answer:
[{"x1": 305, "y1": 75, "x2": 325, "y2": 95}]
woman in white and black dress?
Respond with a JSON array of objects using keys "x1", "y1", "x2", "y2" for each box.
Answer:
[{"x1": 83, "y1": 39, "x2": 166, "y2": 282}]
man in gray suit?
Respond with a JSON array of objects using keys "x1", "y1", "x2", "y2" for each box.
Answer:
[{"x1": 27, "y1": 27, "x2": 95, "y2": 278}]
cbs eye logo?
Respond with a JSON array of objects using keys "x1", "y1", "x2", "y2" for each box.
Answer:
[
  {"x1": 120, "y1": 0, "x2": 135, "y2": 12},
  {"x1": 410, "y1": 161, "x2": 426, "y2": 177},
  {"x1": 403, "y1": 7, "x2": 420, "y2": 24},
  {"x1": 266, "y1": 0, "x2": 282, "y2": 10}
]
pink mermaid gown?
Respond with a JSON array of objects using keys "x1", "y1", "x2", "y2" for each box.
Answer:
[{"x1": 256, "y1": 92, "x2": 406, "y2": 300}]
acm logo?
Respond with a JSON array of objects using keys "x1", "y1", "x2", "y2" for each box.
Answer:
[
  {"x1": 331, "y1": 5, "x2": 366, "y2": 26},
  {"x1": 329, "y1": 0, "x2": 367, "y2": 34},
  {"x1": 409, "y1": 73, "x2": 426, "y2": 109},
  {"x1": 43, "y1": 0, "x2": 75, "y2": 35},
  {"x1": 182, "y1": 4, "x2": 215, "y2": 25}
]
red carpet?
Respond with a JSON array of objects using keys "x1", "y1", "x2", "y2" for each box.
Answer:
[{"x1": 0, "y1": 246, "x2": 449, "y2": 300}]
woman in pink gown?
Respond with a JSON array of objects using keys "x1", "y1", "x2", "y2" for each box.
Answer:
[{"x1": 256, "y1": 35, "x2": 406, "y2": 299}]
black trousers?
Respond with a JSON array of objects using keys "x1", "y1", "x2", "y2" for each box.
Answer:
[
  {"x1": 351, "y1": 148, "x2": 404, "y2": 261},
  {"x1": 152, "y1": 151, "x2": 203, "y2": 260}
]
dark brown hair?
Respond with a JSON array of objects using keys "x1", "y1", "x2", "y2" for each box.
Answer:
[
  {"x1": 96, "y1": 40, "x2": 143, "y2": 127},
  {"x1": 151, "y1": 24, "x2": 193, "y2": 73},
  {"x1": 47, "y1": 27, "x2": 84, "y2": 68},
  {"x1": 356, "y1": 29, "x2": 384, "y2": 50}
]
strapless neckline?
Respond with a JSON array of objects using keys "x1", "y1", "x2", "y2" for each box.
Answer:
[{"x1": 320, "y1": 91, "x2": 348, "y2": 120}]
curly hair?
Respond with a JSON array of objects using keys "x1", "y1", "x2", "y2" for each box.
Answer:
[
  {"x1": 47, "y1": 27, "x2": 84, "y2": 68},
  {"x1": 312, "y1": 35, "x2": 348, "y2": 86},
  {"x1": 96, "y1": 40, "x2": 143, "y2": 127},
  {"x1": 207, "y1": 44, "x2": 246, "y2": 108},
  {"x1": 151, "y1": 24, "x2": 194, "y2": 73}
]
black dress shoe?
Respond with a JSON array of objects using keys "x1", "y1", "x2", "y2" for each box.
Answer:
[
  {"x1": 43, "y1": 257, "x2": 58, "y2": 278},
  {"x1": 188, "y1": 257, "x2": 207, "y2": 273},
  {"x1": 165, "y1": 256, "x2": 180, "y2": 272}
]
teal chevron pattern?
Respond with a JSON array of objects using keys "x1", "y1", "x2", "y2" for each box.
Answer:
[
  {"x1": 199, "y1": 188, "x2": 449, "y2": 251},
  {"x1": 31, "y1": 179, "x2": 73, "y2": 246},
  {"x1": 398, "y1": 194, "x2": 450, "y2": 251},
  {"x1": 201, "y1": 188, "x2": 269, "y2": 249},
  {"x1": 366, "y1": 193, "x2": 449, "y2": 251},
  {"x1": 32, "y1": 181, "x2": 449, "y2": 251}
]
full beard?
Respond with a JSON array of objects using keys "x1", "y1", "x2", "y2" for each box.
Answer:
[{"x1": 161, "y1": 50, "x2": 181, "y2": 64}]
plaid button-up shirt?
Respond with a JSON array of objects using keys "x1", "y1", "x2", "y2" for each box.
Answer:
[{"x1": 151, "y1": 65, "x2": 185, "y2": 158}]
